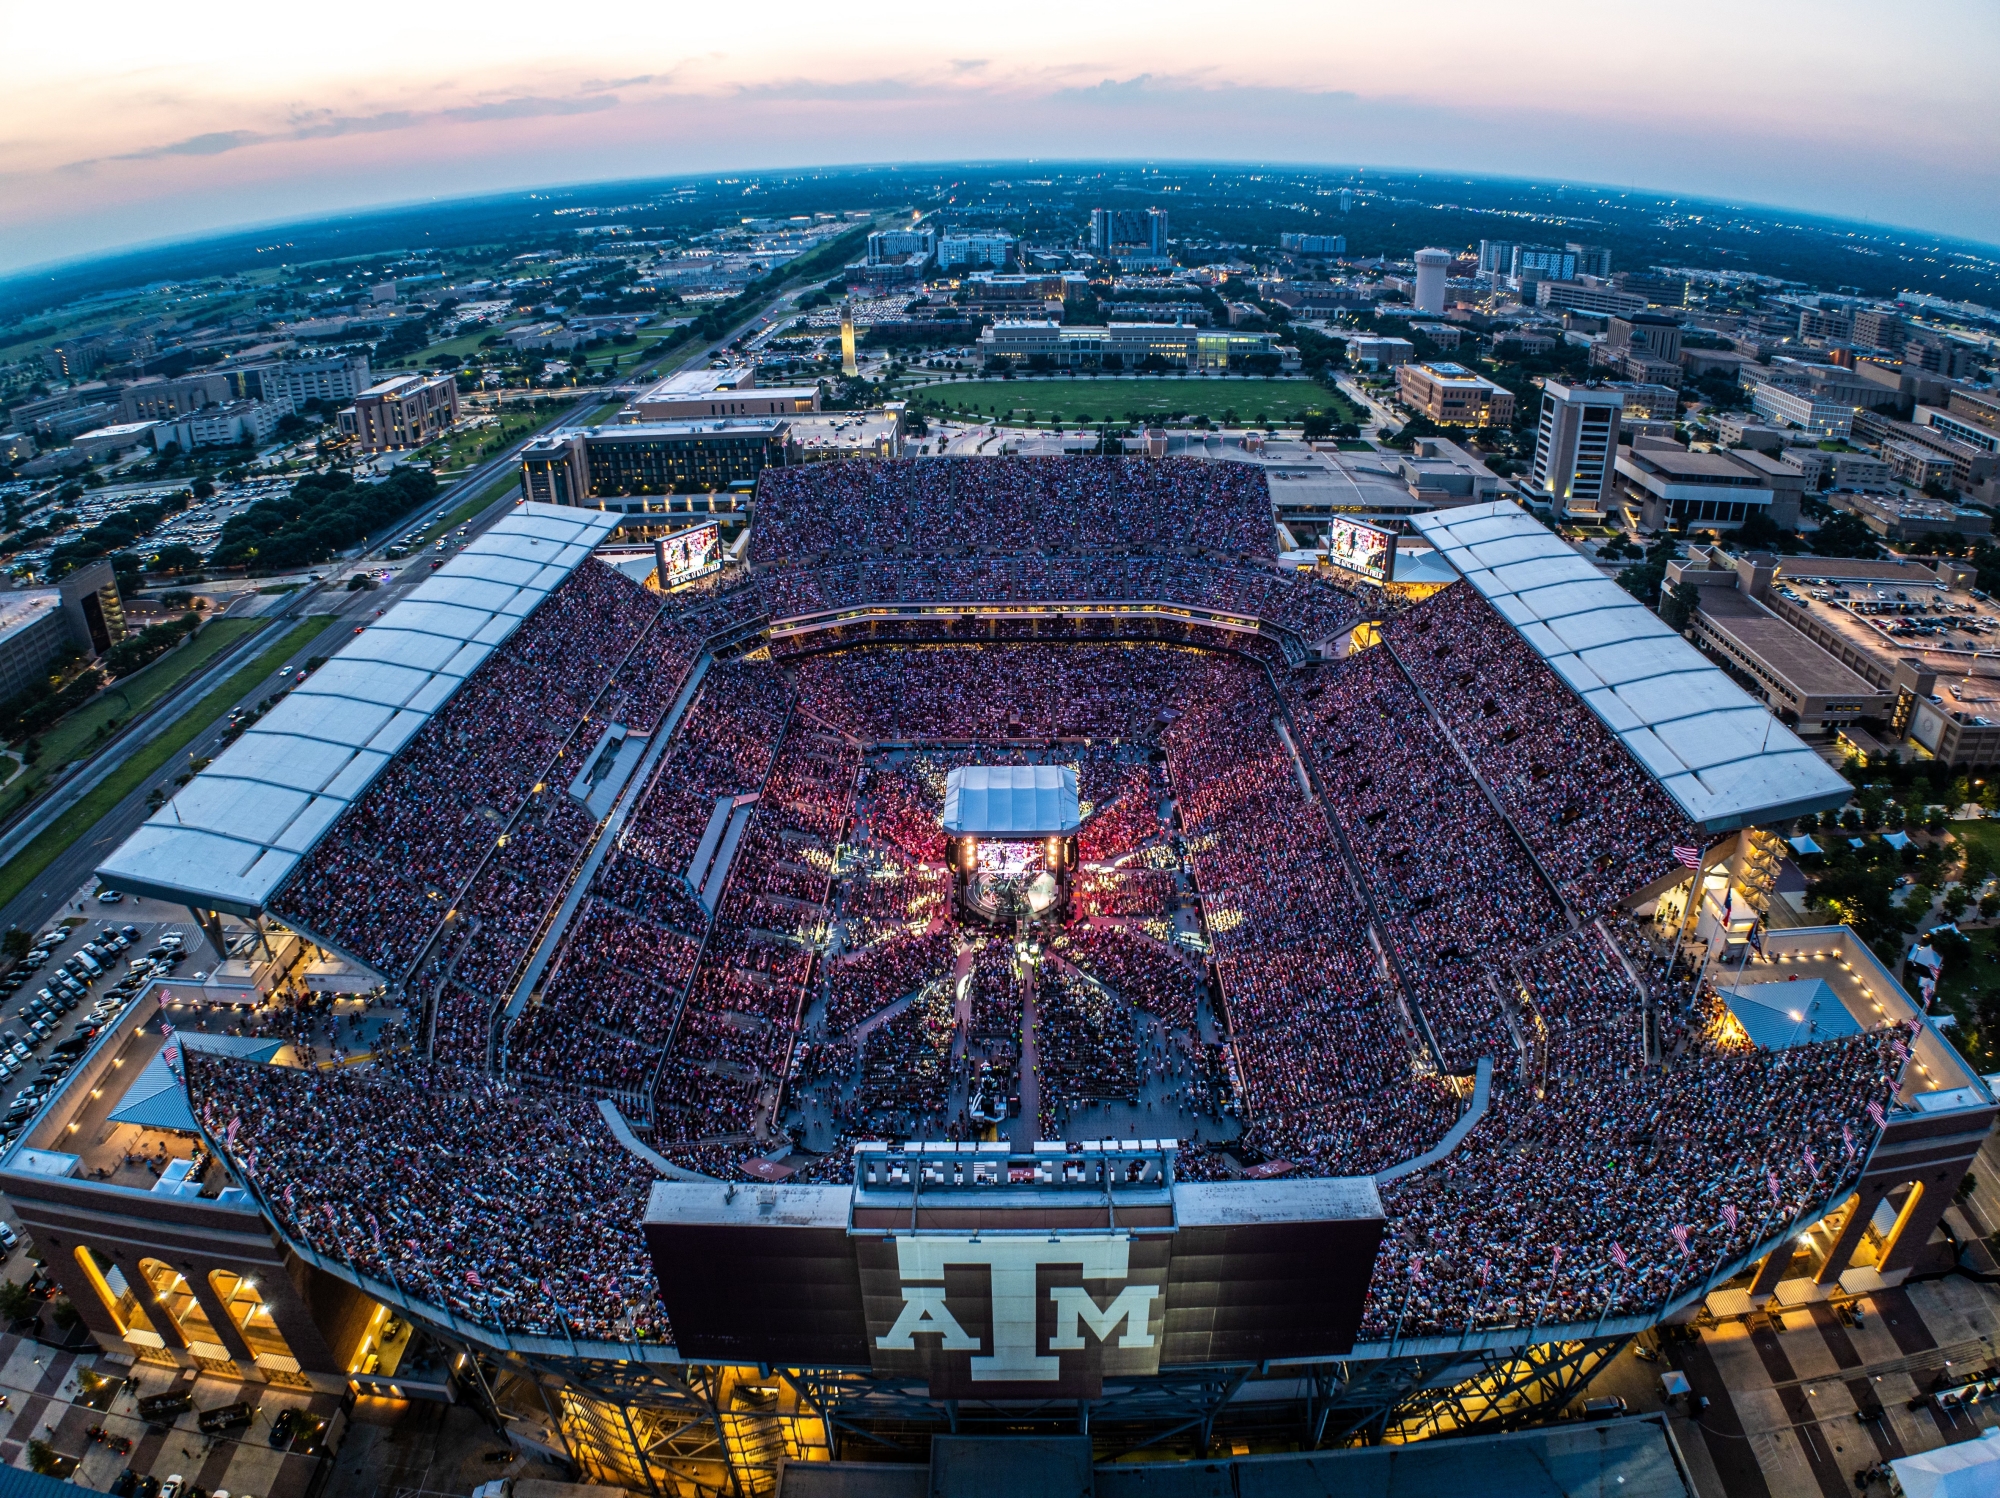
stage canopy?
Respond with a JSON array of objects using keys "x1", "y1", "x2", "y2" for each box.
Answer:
[
  {"x1": 942, "y1": 766, "x2": 1082, "y2": 837},
  {"x1": 1721, "y1": 979, "x2": 1862, "y2": 1051}
]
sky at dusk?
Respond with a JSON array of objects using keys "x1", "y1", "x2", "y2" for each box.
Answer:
[{"x1": 4, "y1": 0, "x2": 1997, "y2": 274}]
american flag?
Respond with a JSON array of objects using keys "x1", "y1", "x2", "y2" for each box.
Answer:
[
  {"x1": 1478, "y1": 1259, "x2": 1493, "y2": 1286},
  {"x1": 1891, "y1": 1037, "x2": 1911, "y2": 1062},
  {"x1": 225, "y1": 1116, "x2": 239, "y2": 1148},
  {"x1": 1608, "y1": 1241, "x2": 1629, "y2": 1272},
  {"x1": 159, "y1": 1021, "x2": 183, "y2": 1082},
  {"x1": 1410, "y1": 1254, "x2": 1426, "y2": 1283},
  {"x1": 1671, "y1": 1225, "x2": 1692, "y2": 1259},
  {"x1": 1804, "y1": 1145, "x2": 1819, "y2": 1175},
  {"x1": 1551, "y1": 1245, "x2": 1564, "y2": 1268},
  {"x1": 1722, "y1": 1203, "x2": 1739, "y2": 1232},
  {"x1": 466, "y1": 1269, "x2": 484, "y2": 1289},
  {"x1": 1867, "y1": 1099, "x2": 1888, "y2": 1129},
  {"x1": 1843, "y1": 1123, "x2": 1856, "y2": 1158},
  {"x1": 1768, "y1": 1168, "x2": 1784, "y2": 1204},
  {"x1": 1672, "y1": 845, "x2": 1702, "y2": 869}
]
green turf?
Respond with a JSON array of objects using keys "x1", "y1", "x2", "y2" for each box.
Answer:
[
  {"x1": 0, "y1": 616, "x2": 343, "y2": 911},
  {"x1": 908, "y1": 377, "x2": 1354, "y2": 426},
  {"x1": 0, "y1": 617, "x2": 269, "y2": 823},
  {"x1": 427, "y1": 408, "x2": 551, "y2": 473}
]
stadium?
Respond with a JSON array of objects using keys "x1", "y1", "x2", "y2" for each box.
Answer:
[{"x1": 8, "y1": 459, "x2": 1993, "y2": 1495}]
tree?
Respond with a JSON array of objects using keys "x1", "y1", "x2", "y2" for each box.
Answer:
[{"x1": 1, "y1": 928, "x2": 29, "y2": 962}]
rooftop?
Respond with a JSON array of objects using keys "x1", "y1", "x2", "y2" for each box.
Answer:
[
  {"x1": 93, "y1": 503, "x2": 622, "y2": 916},
  {"x1": 1408, "y1": 501, "x2": 1852, "y2": 831},
  {"x1": 941, "y1": 765, "x2": 1082, "y2": 837},
  {"x1": 639, "y1": 366, "x2": 755, "y2": 399},
  {"x1": 0, "y1": 589, "x2": 60, "y2": 649},
  {"x1": 1694, "y1": 589, "x2": 1881, "y2": 698}
]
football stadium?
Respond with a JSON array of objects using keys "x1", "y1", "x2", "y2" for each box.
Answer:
[{"x1": 6, "y1": 459, "x2": 1993, "y2": 1495}]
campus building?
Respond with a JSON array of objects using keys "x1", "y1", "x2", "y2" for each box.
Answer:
[
  {"x1": 976, "y1": 321, "x2": 1275, "y2": 372},
  {"x1": 340, "y1": 372, "x2": 461, "y2": 453},
  {"x1": 1394, "y1": 362, "x2": 1515, "y2": 428}
]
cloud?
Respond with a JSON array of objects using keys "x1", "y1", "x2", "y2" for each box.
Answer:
[{"x1": 95, "y1": 93, "x2": 618, "y2": 165}]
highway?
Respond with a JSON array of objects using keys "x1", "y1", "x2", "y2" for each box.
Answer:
[{"x1": 0, "y1": 255, "x2": 843, "y2": 947}]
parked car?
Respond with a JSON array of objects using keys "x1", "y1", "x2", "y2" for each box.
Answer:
[
  {"x1": 96, "y1": 891, "x2": 123, "y2": 905},
  {"x1": 197, "y1": 1402, "x2": 254, "y2": 1435}
]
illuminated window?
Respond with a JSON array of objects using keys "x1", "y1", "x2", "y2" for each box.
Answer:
[
  {"x1": 137, "y1": 1259, "x2": 226, "y2": 1355},
  {"x1": 208, "y1": 1270, "x2": 296, "y2": 1362},
  {"x1": 74, "y1": 1247, "x2": 157, "y2": 1340}
]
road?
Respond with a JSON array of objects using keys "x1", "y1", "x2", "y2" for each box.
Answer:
[{"x1": 0, "y1": 254, "x2": 855, "y2": 949}]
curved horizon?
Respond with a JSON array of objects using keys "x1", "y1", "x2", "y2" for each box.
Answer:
[{"x1": 4, "y1": 0, "x2": 1997, "y2": 279}]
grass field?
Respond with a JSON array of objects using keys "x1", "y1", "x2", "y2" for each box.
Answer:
[
  {"x1": 906, "y1": 377, "x2": 1358, "y2": 427},
  {"x1": 0, "y1": 616, "x2": 341, "y2": 911},
  {"x1": 428, "y1": 408, "x2": 550, "y2": 473},
  {"x1": 0, "y1": 617, "x2": 269, "y2": 824}
]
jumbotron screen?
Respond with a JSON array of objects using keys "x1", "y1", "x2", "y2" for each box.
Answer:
[
  {"x1": 657, "y1": 521, "x2": 722, "y2": 590},
  {"x1": 1325, "y1": 516, "x2": 1396, "y2": 583}
]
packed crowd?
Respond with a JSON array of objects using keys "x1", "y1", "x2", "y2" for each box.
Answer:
[
  {"x1": 1052, "y1": 925, "x2": 1205, "y2": 1038},
  {"x1": 1161, "y1": 654, "x2": 1463, "y2": 1177},
  {"x1": 794, "y1": 642, "x2": 1218, "y2": 745},
  {"x1": 273, "y1": 560, "x2": 661, "y2": 977},
  {"x1": 190, "y1": 1050, "x2": 668, "y2": 1343},
  {"x1": 1034, "y1": 962, "x2": 1141, "y2": 1134},
  {"x1": 1285, "y1": 644, "x2": 1558, "y2": 1074},
  {"x1": 822, "y1": 929, "x2": 955, "y2": 1035},
  {"x1": 1387, "y1": 585, "x2": 1693, "y2": 914},
  {"x1": 758, "y1": 554, "x2": 1363, "y2": 649},
  {"x1": 1077, "y1": 766, "x2": 1164, "y2": 864},
  {"x1": 752, "y1": 457, "x2": 1277, "y2": 563}
]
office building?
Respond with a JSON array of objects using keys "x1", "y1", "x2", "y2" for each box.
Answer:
[
  {"x1": 865, "y1": 227, "x2": 935, "y2": 266},
  {"x1": 1411, "y1": 249, "x2": 1451, "y2": 315},
  {"x1": 0, "y1": 560, "x2": 127, "y2": 701},
  {"x1": 1347, "y1": 335, "x2": 1415, "y2": 371},
  {"x1": 1089, "y1": 208, "x2": 1169, "y2": 259},
  {"x1": 1831, "y1": 453, "x2": 1894, "y2": 492},
  {"x1": 70, "y1": 422, "x2": 160, "y2": 459},
  {"x1": 1477, "y1": 240, "x2": 1514, "y2": 277},
  {"x1": 1612, "y1": 446, "x2": 1800, "y2": 531},
  {"x1": 1603, "y1": 312, "x2": 1683, "y2": 367},
  {"x1": 1509, "y1": 244, "x2": 1578, "y2": 285},
  {"x1": 1832, "y1": 490, "x2": 1990, "y2": 543},
  {"x1": 1798, "y1": 307, "x2": 1854, "y2": 342},
  {"x1": 936, "y1": 234, "x2": 1016, "y2": 270},
  {"x1": 1279, "y1": 232, "x2": 1346, "y2": 256},
  {"x1": 521, "y1": 418, "x2": 828, "y2": 505},
  {"x1": 1851, "y1": 310, "x2": 1906, "y2": 351},
  {"x1": 1749, "y1": 381, "x2": 1854, "y2": 440},
  {"x1": 340, "y1": 372, "x2": 460, "y2": 453},
  {"x1": 1903, "y1": 334, "x2": 1983, "y2": 379},
  {"x1": 1597, "y1": 381, "x2": 1680, "y2": 422},
  {"x1": 1529, "y1": 381, "x2": 1624, "y2": 518},
  {"x1": 227, "y1": 354, "x2": 373, "y2": 412},
  {"x1": 1538, "y1": 280, "x2": 1648, "y2": 317},
  {"x1": 1395, "y1": 361, "x2": 1514, "y2": 428},
  {"x1": 975, "y1": 321, "x2": 1275, "y2": 372},
  {"x1": 1612, "y1": 271, "x2": 1689, "y2": 308},
  {"x1": 1565, "y1": 242, "x2": 1612, "y2": 278},
  {"x1": 630, "y1": 368, "x2": 820, "y2": 422},
  {"x1": 120, "y1": 375, "x2": 230, "y2": 423},
  {"x1": 1882, "y1": 441, "x2": 1959, "y2": 491},
  {"x1": 151, "y1": 400, "x2": 285, "y2": 452},
  {"x1": 1855, "y1": 410, "x2": 1997, "y2": 492}
]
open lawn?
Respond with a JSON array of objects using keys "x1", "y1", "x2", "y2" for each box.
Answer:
[
  {"x1": 0, "y1": 616, "x2": 341, "y2": 911},
  {"x1": 906, "y1": 377, "x2": 1360, "y2": 427},
  {"x1": 1933, "y1": 924, "x2": 2000, "y2": 1070},
  {"x1": 427, "y1": 408, "x2": 552, "y2": 473},
  {"x1": 0, "y1": 617, "x2": 268, "y2": 824}
]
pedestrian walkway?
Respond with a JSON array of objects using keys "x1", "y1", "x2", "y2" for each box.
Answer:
[{"x1": 0, "y1": 1334, "x2": 337, "y2": 1497}]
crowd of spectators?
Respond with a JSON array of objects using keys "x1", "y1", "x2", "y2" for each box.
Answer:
[
  {"x1": 1034, "y1": 962, "x2": 1141, "y2": 1135},
  {"x1": 1387, "y1": 585, "x2": 1693, "y2": 914},
  {"x1": 1053, "y1": 925, "x2": 1204, "y2": 1038},
  {"x1": 823, "y1": 929, "x2": 955, "y2": 1034},
  {"x1": 274, "y1": 560, "x2": 660, "y2": 978},
  {"x1": 189, "y1": 1050, "x2": 668, "y2": 1343},
  {"x1": 1160, "y1": 654, "x2": 1462, "y2": 1178},
  {"x1": 1284, "y1": 644, "x2": 1557, "y2": 1074},
  {"x1": 752, "y1": 457, "x2": 1276, "y2": 563},
  {"x1": 1077, "y1": 766, "x2": 1164, "y2": 864}
]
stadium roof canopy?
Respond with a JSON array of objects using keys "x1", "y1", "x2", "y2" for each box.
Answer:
[
  {"x1": 941, "y1": 766, "x2": 1083, "y2": 837},
  {"x1": 95, "y1": 503, "x2": 621, "y2": 917},
  {"x1": 1409, "y1": 501, "x2": 1852, "y2": 832}
]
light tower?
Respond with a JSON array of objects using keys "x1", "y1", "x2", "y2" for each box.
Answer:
[
  {"x1": 840, "y1": 301, "x2": 859, "y2": 377},
  {"x1": 1413, "y1": 248, "x2": 1451, "y2": 315}
]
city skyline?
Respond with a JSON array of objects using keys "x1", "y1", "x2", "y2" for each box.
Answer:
[{"x1": 4, "y1": 0, "x2": 1998, "y2": 273}]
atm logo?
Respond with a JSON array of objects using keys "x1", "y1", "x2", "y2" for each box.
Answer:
[{"x1": 874, "y1": 1234, "x2": 1159, "y2": 1383}]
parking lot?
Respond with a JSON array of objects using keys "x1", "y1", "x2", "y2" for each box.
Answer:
[{"x1": 0, "y1": 898, "x2": 216, "y2": 1156}]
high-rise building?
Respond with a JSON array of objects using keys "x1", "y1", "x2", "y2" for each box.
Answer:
[
  {"x1": 339, "y1": 372, "x2": 460, "y2": 453},
  {"x1": 1279, "y1": 232, "x2": 1346, "y2": 256},
  {"x1": 1531, "y1": 381, "x2": 1626, "y2": 518},
  {"x1": 1852, "y1": 309, "x2": 1906, "y2": 351},
  {"x1": 866, "y1": 227, "x2": 936, "y2": 266},
  {"x1": 1510, "y1": 245, "x2": 1578, "y2": 285},
  {"x1": 1338, "y1": 190, "x2": 1354, "y2": 213},
  {"x1": 1478, "y1": 240, "x2": 1515, "y2": 277},
  {"x1": 1089, "y1": 208, "x2": 1169, "y2": 258},
  {"x1": 1412, "y1": 249, "x2": 1451, "y2": 315},
  {"x1": 841, "y1": 303, "x2": 858, "y2": 377},
  {"x1": 1565, "y1": 242, "x2": 1613, "y2": 278},
  {"x1": 936, "y1": 234, "x2": 1016, "y2": 270}
]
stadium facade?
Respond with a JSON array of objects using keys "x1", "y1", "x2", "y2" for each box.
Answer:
[{"x1": 3, "y1": 472, "x2": 1990, "y2": 1496}]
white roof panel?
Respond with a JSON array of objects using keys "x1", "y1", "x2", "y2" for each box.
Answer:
[
  {"x1": 95, "y1": 503, "x2": 635, "y2": 916},
  {"x1": 1410, "y1": 500, "x2": 1852, "y2": 830},
  {"x1": 941, "y1": 765, "x2": 1083, "y2": 836}
]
